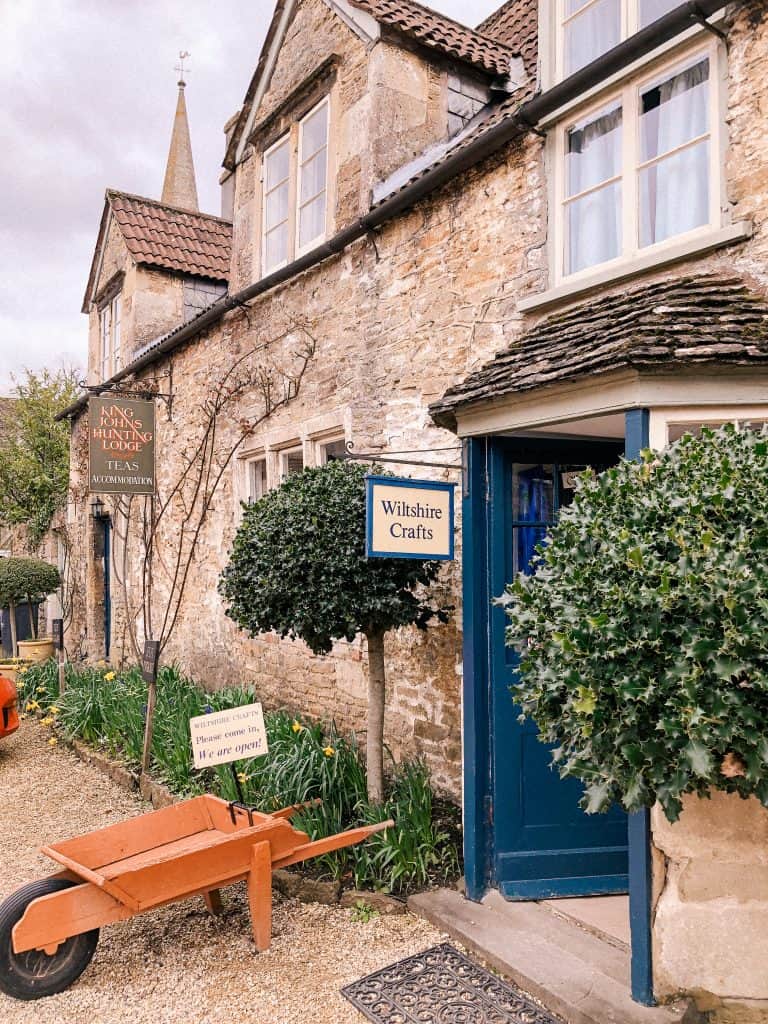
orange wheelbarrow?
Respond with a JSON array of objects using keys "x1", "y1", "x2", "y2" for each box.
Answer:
[{"x1": 0, "y1": 794, "x2": 392, "y2": 1000}]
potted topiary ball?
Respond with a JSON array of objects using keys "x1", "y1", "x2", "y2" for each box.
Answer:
[{"x1": 0, "y1": 558, "x2": 61, "y2": 663}]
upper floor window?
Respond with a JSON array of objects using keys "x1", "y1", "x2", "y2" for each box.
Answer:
[
  {"x1": 262, "y1": 98, "x2": 329, "y2": 276},
  {"x1": 99, "y1": 293, "x2": 121, "y2": 380},
  {"x1": 556, "y1": 46, "x2": 718, "y2": 281},
  {"x1": 559, "y1": 0, "x2": 679, "y2": 79}
]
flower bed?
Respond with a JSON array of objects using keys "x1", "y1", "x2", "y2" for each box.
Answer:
[{"x1": 18, "y1": 659, "x2": 461, "y2": 894}]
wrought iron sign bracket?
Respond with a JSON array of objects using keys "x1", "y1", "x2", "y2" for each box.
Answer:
[
  {"x1": 341, "y1": 441, "x2": 462, "y2": 472},
  {"x1": 79, "y1": 370, "x2": 174, "y2": 415}
]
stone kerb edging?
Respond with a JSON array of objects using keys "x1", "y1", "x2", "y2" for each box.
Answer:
[{"x1": 59, "y1": 727, "x2": 405, "y2": 913}]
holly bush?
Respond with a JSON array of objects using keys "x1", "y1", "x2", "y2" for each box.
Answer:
[
  {"x1": 504, "y1": 425, "x2": 768, "y2": 822},
  {"x1": 219, "y1": 459, "x2": 445, "y2": 653}
]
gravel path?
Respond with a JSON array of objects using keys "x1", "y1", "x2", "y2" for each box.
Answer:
[{"x1": 0, "y1": 721, "x2": 442, "y2": 1024}]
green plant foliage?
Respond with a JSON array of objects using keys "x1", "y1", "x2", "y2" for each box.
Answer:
[
  {"x1": 0, "y1": 368, "x2": 80, "y2": 544},
  {"x1": 0, "y1": 557, "x2": 60, "y2": 608},
  {"x1": 503, "y1": 425, "x2": 768, "y2": 823},
  {"x1": 18, "y1": 660, "x2": 460, "y2": 893},
  {"x1": 219, "y1": 459, "x2": 446, "y2": 654}
]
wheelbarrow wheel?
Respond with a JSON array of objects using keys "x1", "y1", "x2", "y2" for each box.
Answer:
[{"x1": 0, "y1": 878, "x2": 99, "y2": 1000}]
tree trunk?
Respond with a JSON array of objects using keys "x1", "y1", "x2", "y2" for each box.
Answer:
[
  {"x1": 8, "y1": 602, "x2": 17, "y2": 658},
  {"x1": 141, "y1": 679, "x2": 158, "y2": 778},
  {"x1": 27, "y1": 598, "x2": 37, "y2": 639},
  {"x1": 365, "y1": 629, "x2": 386, "y2": 803}
]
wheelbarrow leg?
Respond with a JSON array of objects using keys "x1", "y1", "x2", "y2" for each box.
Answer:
[
  {"x1": 247, "y1": 841, "x2": 271, "y2": 952},
  {"x1": 203, "y1": 890, "x2": 223, "y2": 916}
]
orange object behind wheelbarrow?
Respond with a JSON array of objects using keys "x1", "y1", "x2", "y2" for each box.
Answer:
[{"x1": 0, "y1": 794, "x2": 392, "y2": 1000}]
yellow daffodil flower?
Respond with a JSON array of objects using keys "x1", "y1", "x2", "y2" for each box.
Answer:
[
  {"x1": 18, "y1": 667, "x2": 26, "y2": 676},
  {"x1": 323, "y1": 746, "x2": 335, "y2": 757},
  {"x1": 104, "y1": 671, "x2": 116, "y2": 682},
  {"x1": 41, "y1": 716, "x2": 54, "y2": 727},
  {"x1": 25, "y1": 700, "x2": 39, "y2": 711},
  {"x1": 292, "y1": 720, "x2": 302, "y2": 733},
  {"x1": 236, "y1": 772, "x2": 250, "y2": 784},
  {"x1": 49, "y1": 706, "x2": 60, "y2": 715},
  {"x1": 36, "y1": 686, "x2": 45, "y2": 694},
  {"x1": 48, "y1": 738, "x2": 57, "y2": 747}
]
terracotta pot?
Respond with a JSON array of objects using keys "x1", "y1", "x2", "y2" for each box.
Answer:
[
  {"x1": 16, "y1": 639, "x2": 55, "y2": 663},
  {"x1": 0, "y1": 663, "x2": 21, "y2": 683}
]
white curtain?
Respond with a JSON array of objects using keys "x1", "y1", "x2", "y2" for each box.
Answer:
[
  {"x1": 567, "y1": 106, "x2": 623, "y2": 274},
  {"x1": 640, "y1": 59, "x2": 710, "y2": 247},
  {"x1": 565, "y1": 0, "x2": 621, "y2": 75}
]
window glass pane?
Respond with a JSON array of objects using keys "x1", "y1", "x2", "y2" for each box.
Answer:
[
  {"x1": 512, "y1": 464, "x2": 555, "y2": 523},
  {"x1": 639, "y1": 139, "x2": 709, "y2": 246},
  {"x1": 640, "y1": 58, "x2": 709, "y2": 162},
  {"x1": 320, "y1": 438, "x2": 347, "y2": 463},
  {"x1": 247, "y1": 459, "x2": 267, "y2": 501},
  {"x1": 265, "y1": 140, "x2": 289, "y2": 190},
  {"x1": 567, "y1": 103, "x2": 622, "y2": 196},
  {"x1": 282, "y1": 450, "x2": 304, "y2": 478},
  {"x1": 265, "y1": 223, "x2": 288, "y2": 270},
  {"x1": 300, "y1": 150, "x2": 327, "y2": 204},
  {"x1": 299, "y1": 193, "x2": 326, "y2": 248},
  {"x1": 564, "y1": 0, "x2": 620, "y2": 76},
  {"x1": 112, "y1": 296, "x2": 121, "y2": 370},
  {"x1": 265, "y1": 180, "x2": 289, "y2": 231},
  {"x1": 639, "y1": 0, "x2": 678, "y2": 26},
  {"x1": 301, "y1": 104, "x2": 328, "y2": 159},
  {"x1": 567, "y1": 180, "x2": 622, "y2": 273}
]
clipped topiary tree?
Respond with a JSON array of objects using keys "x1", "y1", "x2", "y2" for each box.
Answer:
[
  {"x1": 219, "y1": 459, "x2": 447, "y2": 801},
  {"x1": 0, "y1": 557, "x2": 61, "y2": 656},
  {"x1": 503, "y1": 424, "x2": 768, "y2": 822}
]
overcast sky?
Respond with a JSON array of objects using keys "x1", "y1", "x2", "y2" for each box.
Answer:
[{"x1": 0, "y1": 0, "x2": 500, "y2": 395}]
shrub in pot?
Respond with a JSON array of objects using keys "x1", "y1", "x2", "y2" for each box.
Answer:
[
  {"x1": 0, "y1": 558, "x2": 60, "y2": 660},
  {"x1": 503, "y1": 424, "x2": 768, "y2": 822}
]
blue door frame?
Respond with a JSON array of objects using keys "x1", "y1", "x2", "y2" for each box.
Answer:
[{"x1": 461, "y1": 409, "x2": 654, "y2": 1006}]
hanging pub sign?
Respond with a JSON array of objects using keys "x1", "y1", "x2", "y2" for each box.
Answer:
[
  {"x1": 88, "y1": 396, "x2": 156, "y2": 495},
  {"x1": 365, "y1": 475, "x2": 455, "y2": 560}
]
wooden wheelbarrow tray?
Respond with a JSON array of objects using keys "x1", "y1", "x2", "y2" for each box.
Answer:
[{"x1": 11, "y1": 794, "x2": 392, "y2": 961}]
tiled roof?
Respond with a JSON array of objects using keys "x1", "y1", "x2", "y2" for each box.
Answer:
[
  {"x1": 477, "y1": 0, "x2": 538, "y2": 77},
  {"x1": 107, "y1": 191, "x2": 232, "y2": 281},
  {"x1": 430, "y1": 276, "x2": 768, "y2": 430},
  {"x1": 349, "y1": 0, "x2": 518, "y2": 75}
]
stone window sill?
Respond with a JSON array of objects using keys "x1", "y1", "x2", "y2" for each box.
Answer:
[{"x1": 518, "y1": 222, "x2": 753, "y2": 314}]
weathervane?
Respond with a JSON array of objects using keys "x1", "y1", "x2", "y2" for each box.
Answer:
[{"x1": 175, "y1": 50, "x2": 191, "y2": 87}]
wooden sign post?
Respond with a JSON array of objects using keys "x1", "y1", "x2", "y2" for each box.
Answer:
[
  {"x1": 52, "y1": 619, "x2": 65, "y2": 695},
  {"x1": 140, "y1": 640, "x2": 161, "y2": 777}
]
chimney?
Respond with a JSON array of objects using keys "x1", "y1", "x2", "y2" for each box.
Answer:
[{"x1": 161, "y1": 78, "x2": 199, "y2": 211}]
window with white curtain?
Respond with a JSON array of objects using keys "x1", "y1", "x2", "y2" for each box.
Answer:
[
  {"x1": 99, "y1": 293, "x2": 122, "y2": 380},
  {"x1": 246, "y1": 457, "x2": 268, "y2": 502},
  {"x1": 263, "y1": 136, "x2": 291, "y2": 273},
  {"x1": 261, "y1": 98, "x2": 329, "y2": 275},
  {"x1": 558, "y1": 0, "x2": 680, "y2": 80},
  {"x1": 556, "y1": 47, "x2": 717, "y2": 280}
]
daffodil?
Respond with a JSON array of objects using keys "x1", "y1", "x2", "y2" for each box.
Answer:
[
  {"x1": 18, "y1": 667, "x2": 26, "y2": 676},
  {"x1": 292, "y1": 720, "x2": 302, "y2": 734},
  {"x1": 48, "y1": 738, "x2": 57, "y2": 747},
  {"x1": 49, "y1": 706, "x2": 60, "y2": 715},
  {"x1": 323, "y1": 746, "x2": 335, "y2": 757},
  {"x1": 104, "y1": 671, "x2": 116, "y2": 682},
  {"x1": 41, "y1": 716, "x2": 54, "y2": 727},
  {"x1": 36, "y1": 686, "x2": 45, "y2": 694},
  {"x1": 25, "y1": 700, "x2": 39, "y2": 712},
  {"x1": 236, "y1": 772, "x2": 250, "y2": 784}
]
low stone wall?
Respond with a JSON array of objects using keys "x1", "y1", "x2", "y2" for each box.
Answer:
[{"x1": 652, "y1": 792, "x2": 768, "y2": 1022}]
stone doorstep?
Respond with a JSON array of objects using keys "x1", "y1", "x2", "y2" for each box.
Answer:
[{"x1": 408, "y1": 888, "x2": 704, "y2": 1024}]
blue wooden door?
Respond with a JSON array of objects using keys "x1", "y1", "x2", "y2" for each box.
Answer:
[{"x1": 488, "y1": 438, "x2": 628, "y2": 899}]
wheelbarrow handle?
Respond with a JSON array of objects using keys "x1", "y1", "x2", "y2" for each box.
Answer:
[{"x1": 271, "y1": 819, "x2": 395, "y2": 870}]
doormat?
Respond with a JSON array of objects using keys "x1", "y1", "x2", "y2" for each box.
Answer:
[{"x1": 341, "y1": 942, "x2": 561, "y2": 1023}]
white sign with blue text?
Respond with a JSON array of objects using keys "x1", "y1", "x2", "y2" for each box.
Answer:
[{"x1": 365, "y1": 475, "x2": 455, "y2": 560}]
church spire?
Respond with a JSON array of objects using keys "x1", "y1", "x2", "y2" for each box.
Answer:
[{"x1": 161, "y1": 54, "x2": 199, "y2": 211}]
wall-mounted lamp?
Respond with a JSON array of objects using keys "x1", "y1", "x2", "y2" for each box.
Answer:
[{"x1": 90, "y1": 496, "x2": 108, "y2": 521}]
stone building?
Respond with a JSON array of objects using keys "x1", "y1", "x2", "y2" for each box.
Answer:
[{"x1": 59, "y1": 1, "x2": 768, "y2": 1017}]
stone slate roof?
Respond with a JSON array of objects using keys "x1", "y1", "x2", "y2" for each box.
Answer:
[
  {"x1": 107, "y1": 191, "x2": 232, "y2": 281},
  {"x1": 477, "y1": 0, "x2": 538, "y2": 77},
  {"x1": 349, "y1": 0, "x2": 518, "y2": 75},
  {"x1": 430, "y1": 276, "x2": 768, "y2": 430}
]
